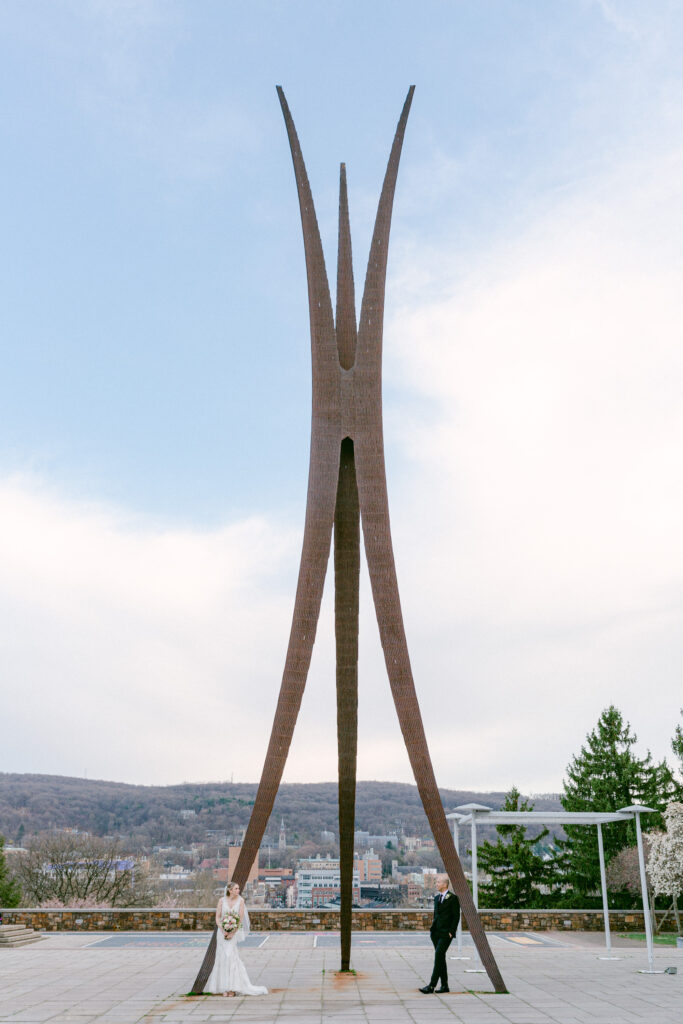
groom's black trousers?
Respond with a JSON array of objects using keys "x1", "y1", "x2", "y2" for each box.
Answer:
[{"x1": 429, "y1": 931, "x2": 453, "y2": 989}]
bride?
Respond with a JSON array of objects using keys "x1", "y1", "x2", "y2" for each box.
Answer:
[{"x1": 204, "y1": 881, "x2": 268, "y2": 997}]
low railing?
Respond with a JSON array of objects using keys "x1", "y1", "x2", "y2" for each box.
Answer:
[{"x1": 0, "y1": 907, "x2": 663, "y2": 932}]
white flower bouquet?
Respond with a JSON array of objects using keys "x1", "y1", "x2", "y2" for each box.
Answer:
[{"x1": 221, "y1": 910, "x2": 240, "y2": 938}]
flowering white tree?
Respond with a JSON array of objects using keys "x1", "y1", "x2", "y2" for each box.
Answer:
[
  {"x1": 648, "y1": 802, "x2": 683, "y2": 935},
  {"x1": 606, "y1": 838, "x2": 653, "y2": 896}
]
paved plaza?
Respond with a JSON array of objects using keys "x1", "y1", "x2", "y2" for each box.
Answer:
[{"x1": 0, "y1": 931, "x2": 680, "y2": 1024}]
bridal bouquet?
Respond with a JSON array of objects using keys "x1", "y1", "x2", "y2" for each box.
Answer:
[{"x1": 221, "y1": 910, "x2": 240, "y2": 938}]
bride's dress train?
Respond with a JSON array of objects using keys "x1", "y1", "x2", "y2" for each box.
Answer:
[{"x1": 204, "y1": 896, "x2": 267, "y2": 996}]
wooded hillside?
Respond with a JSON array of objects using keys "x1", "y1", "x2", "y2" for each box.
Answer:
[{"x1": 0, "y1": 773, "x2": 561, "y2": 849}]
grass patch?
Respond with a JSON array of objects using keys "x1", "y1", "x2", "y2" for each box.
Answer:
[
  {"x1": 465, "y1": 990, "x2": 507, "y2": 995},
  {"x1": 184, "y1": 992, "x2": 246, "y2": 997},
  {"x1": 617, "y1": 932, "x2": 679, "y2": 947}
]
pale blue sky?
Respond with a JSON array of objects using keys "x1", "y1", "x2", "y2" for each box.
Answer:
[
  {"x1": 2, "y1": 0, "x2": 662, "y2": 518},
  {"x1": 2, "y1": 1, "x2": 683, "y2": 789}
]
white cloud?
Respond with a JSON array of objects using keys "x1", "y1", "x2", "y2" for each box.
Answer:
[
  {"x1": 4, "y1": 1, "x2": 683, "y2": 795},
  {"x1": 0, "y1": 476, "x2": 414, "y2": 788},
  {"x1": 589, "y1": 0, "x2": 643, "y2": 40},
  {"x1": 3, "y1": 144, "x2": 682, "y2": 794},
  {"x1": 587, "y1": 0, "x2": 683, "y2": 46},
  {"x1": 380, "y1": 143, "x2": 683, "y2": 789},
  {"x1": 0, "y1": 476, "x2": 301, "y2": 784}
]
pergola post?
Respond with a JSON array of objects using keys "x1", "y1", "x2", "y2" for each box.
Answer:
[
  {"x1": 447, "y1": 812, "x2": 468, "y2": 958},
  {"x1": 471, "y1": 815, "x2": 479, "y2": 910},
  {"x1": 597, "y1": 822, "x2": 610, "y2": 951},
  {"x1": 634, "y1": 809, "x2": 655, "y2": 973},
  {"x1": 596, "y1": 822, "x2": 620, "y2": 959},
  {"x1": 453, "y1": 803, "x2": 492, "y2": 911},
  {"x1": 455, "y1": 817, "x2": 463, "y2": 955},
  {"x1": 618, "y1": 805, "x2": 660, "y2": 974},
  {"x1": 452, "y1": 803, "x2": 491, "y2": 975}
]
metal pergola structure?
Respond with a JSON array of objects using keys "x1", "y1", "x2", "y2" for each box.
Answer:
[{"x1": 447, "y1": 803, "x2": 661, "y2": 973}]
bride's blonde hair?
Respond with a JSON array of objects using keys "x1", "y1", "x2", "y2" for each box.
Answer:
[{"x1": 225, "y1": 881, "x2": 239, "y2": 895}]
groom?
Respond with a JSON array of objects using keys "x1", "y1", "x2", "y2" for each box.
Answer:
[{"x1": 419, "y1": 874, "x2": 460, "y2": 994}]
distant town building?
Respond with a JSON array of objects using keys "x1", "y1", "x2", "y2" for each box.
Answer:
[
  {"x1": 199, "y1": 846, "x2": 259, "y2": 886},
  {"x1": 354, "y1": 830, "x2": 399, "y2": 849},
  {"x1": 259, "y1": 868, "x2": 295, "y2": 883},
  {"x1": 401, "y1": 835, "x2": 422, "y2": 852},
  {"x1": 179, "y1": 809, "x2": 196, "y2": 819},
  {"x1": 421, "y1": 867, "x2": 438, "y2": 892},
  {"x1": 359, "y1": 882, "x2": 401, "y2": 907},
  {"x1": 391, "y1": 864, "x2": 436, "y2": 885},
  {"x1": 389, "y1": 865, "x2": 440, "y2": 904},
  {"x1": 248, "y1": 880, "x2": 268, "y2": 905},
  {"x1": 279, "y1": 818, "x2": 287, "y2": 851},
  {"x1": 199, "y1": 856, "x2": 230, "y2": 880},
  {"x1": 205, "y1": 829, "x2": 231, "y2": 843},
  {"x1": 295, "y1": 854, "x2": 360, "y2": 908},
  {"x1": 258, "y1": 867, "x2": 296, "y2": 906},
  {"x1": 401, "y1": 879, "x2": 423, "y2": 903},
  {"x1": 159, "y1": 866, "x2": 194, "y2": 882},
  {"x1": 320, "y1": 829, "x2": 335, "y2": 844},
  {"x1": 354, "y1": 848, "x2": 382, "y2": 883},
  {"x1": 228, "y1": 845, "x2": 258, "y2": 886}
]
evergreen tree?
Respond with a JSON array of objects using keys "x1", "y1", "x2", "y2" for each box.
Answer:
[
  {"x1": 0, "y1": 834, "x2": 21, "y2": 908},
  {"x1": 477, "y1": 787, "x2": 558, "y2": 908},
  {"x1": 561, "y1": 705, "x2": 675, "y2": 895},
  {"x1": 672, "y1": 709, "x2": 683, "y2": 788}
]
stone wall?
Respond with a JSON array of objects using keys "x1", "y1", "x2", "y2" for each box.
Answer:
[{"x1": 0, "y1": 907, "x2": 666, "y2": 932}]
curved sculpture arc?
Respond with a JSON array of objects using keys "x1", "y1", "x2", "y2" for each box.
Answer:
[{"x1": 191, "y1": 86, "x2": 507, "y2": 996}]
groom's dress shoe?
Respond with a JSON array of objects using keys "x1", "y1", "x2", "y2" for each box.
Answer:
[
  {"x1": 435, "y1": 985, "x2": 450, "y2": 993},
  {"x1": 419, "y1": 985, "x2": 434, "y2": 994}
]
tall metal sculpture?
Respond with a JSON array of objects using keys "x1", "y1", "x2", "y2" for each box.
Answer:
[{"x1": 192, "y1": 87, "x2": 507, "y2": 995}]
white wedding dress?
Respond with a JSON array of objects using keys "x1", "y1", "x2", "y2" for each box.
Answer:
[{"x1": 204, "y1": 895, "x2": 268, "y2": 996}]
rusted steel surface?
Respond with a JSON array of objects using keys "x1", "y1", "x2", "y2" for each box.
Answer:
[
  {"x1": 335, "y1": 438, "x2": 359, "y2": 972},
  {"x1": 190, "y1": 86, "x2": 341, "y2": 996},
  {"x1": 335, "y1": 163, "x2": 359, "y2": 974},
  {"x1": 192, "y1": 86, "x2": 507, "y2": 996}
]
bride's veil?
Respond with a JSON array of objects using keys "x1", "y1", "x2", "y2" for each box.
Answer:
[{"x1": 236, "y1": 898, "x2": 250, "y2": 944}]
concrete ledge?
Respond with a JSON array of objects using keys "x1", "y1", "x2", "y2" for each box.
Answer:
[
  {"x1": 0, "y1": 923, "x2": 43, "y2": 947},
  {"x1": 0, "y1": 907, "x2": 668, "y2": 932}
]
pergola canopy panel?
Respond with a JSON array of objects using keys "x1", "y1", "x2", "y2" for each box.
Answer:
[{"x1": 447, "y1": 811, "x2": 637, "y2": 826}]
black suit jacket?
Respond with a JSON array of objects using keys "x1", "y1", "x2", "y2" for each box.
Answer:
[{"x1": 430, "y1": 890, "x2": 460, "y2": 937}]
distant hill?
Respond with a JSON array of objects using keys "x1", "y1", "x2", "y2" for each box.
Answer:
[{"x1": 0, "y1": 773, "x2": 562, "y2": 850}]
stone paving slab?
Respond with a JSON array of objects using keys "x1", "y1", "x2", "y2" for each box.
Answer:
[
  {"x1": 0, "y1": 932, "x2": 680, "y2": 1024},
  {"x1": 84, "y1": 936, "x2": 267, "y2": 950}
]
